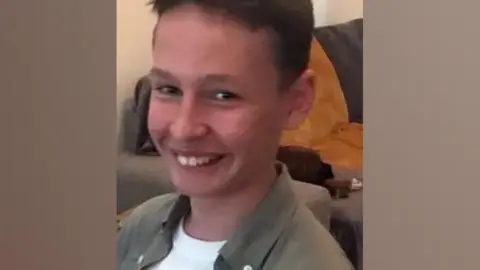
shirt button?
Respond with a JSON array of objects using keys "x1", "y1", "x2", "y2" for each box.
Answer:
[{"x1": 243, "y1": 265, "x2": 253, "y2": 270}]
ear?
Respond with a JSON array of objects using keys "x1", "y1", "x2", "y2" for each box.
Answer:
[{"x1": 282, "y1": 69, "x2": 316, "y2": 130}]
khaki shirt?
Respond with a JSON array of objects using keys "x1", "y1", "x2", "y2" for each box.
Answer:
[{"x1": 117, "y1": 165, "x2": 353, "y2": 270}]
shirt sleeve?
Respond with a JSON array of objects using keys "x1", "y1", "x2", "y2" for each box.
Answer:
[{"x1": 116, "y1": 214, "x2": 136, "y2": 268}]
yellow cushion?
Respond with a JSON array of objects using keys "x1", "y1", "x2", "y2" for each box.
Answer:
[{"x1": 280, "y1": 38, "x2": 363, "y2": 171}]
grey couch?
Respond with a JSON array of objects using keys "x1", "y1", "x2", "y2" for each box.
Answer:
[{"x1": 116, "y1": 97, "x2": 334, "y2": 228}]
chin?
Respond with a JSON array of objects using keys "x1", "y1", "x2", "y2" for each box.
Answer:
[
  {"x1": 170, "y1": 175, "x2": 231, "y2": 198},
  {"x1": 165, "y1": 154, "x2": 237, "y2": 197}
]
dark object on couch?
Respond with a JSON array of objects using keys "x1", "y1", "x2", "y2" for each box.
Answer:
[
  {"x1": 277, "y1": 145, "x2": 333, "y2": 187},
  {"x1": 133, "y1": 76, "x2": 158, "y2": 156}
]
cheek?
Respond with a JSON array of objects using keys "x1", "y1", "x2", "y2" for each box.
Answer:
[
  {"x1": 147, "y1": 100, "x2": 171, "y2": 135},
  {"x1": 211, "y1": 107, "x2": 281, "y2": 148}
]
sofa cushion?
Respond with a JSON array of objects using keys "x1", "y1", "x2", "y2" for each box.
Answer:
[{"x1": 314, "y1": 18, "x2": 363, "y2": 124}]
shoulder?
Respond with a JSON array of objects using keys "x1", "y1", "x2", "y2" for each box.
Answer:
[
  {"x1": 119, "y1": 193, "x2": 178, "y2": 229},
  {"x1": 117, "y1": 194, "x2": 178, "y2": 262},
  {"x1": 270, "y1": 206, "x2": 354, "y2": 270}
]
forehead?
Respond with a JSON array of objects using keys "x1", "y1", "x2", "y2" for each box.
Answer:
[{"x1": 152, "y1": 5, "x2": 277, "y2": 82}]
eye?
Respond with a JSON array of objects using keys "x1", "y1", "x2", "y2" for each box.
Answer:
[
  {"x1": 154, "y1": 85, "x2": 182, "y2": 97},
  {"x1": 214, "y1": 91, "x2": 239, "y2": 101}
]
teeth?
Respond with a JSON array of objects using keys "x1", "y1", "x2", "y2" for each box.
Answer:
[{"x1": 176, "y1": 155, "x2": 215, "y2": 167}]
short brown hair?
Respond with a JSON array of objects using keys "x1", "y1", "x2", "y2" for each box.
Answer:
[{"x1": 150, "y1": 0, "x2": 314, "y2": 86}]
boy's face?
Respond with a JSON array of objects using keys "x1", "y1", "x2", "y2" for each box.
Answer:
[{"x1": 148, "y1": 5, "x2": 313, "y2": 197}]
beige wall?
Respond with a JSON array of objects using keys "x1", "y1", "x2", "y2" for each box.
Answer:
[
  {"x1": 313, "y1": 0, "x2": 363, "y2": 26},
  {"x1": 116, "y1": 1, "x2": 156, "y2": 133},
  {"x1": 326, "y1": 0, "x2": 363, "y2": 24},
  {"x1": 116, "y1": 0, "x2": 363, "y2": 134}
]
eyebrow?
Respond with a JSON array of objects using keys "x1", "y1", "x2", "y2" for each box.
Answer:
[
  {"x1": 149, "y1": 67, "x2": 236, "y2": 85},
  {"x1": 149, "y1": 68, "x2": 179, "y2": 84}
]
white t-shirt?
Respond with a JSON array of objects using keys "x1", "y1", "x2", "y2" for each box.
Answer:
[{"x1": 151, "y1": 219, "x2": 227, "y2": 270}]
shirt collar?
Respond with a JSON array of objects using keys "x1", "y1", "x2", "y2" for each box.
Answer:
[{"x1": 161, "y1": 162, "x2": 299, "y2": 269}]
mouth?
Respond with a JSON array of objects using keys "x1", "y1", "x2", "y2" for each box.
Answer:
[{"x1": 172, "y1": 151, "x2": 226, "y2": 168}]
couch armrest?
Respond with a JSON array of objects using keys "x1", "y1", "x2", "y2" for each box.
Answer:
[{"x1": 117, "y1": 154, "x2": 174, "y2": 213}]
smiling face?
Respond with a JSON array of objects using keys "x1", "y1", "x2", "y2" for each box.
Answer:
[{"x1": 148, "y1": 5, "x2": 314, "y2": 198}]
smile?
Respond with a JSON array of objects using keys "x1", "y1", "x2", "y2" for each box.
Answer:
[{"x1": 175, "y1": 154, "x2": 224, "y2": 167}]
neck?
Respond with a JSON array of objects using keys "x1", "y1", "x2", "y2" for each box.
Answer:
[{"x1": 183, "y1": 164, "x2": 278, "y2": 241}]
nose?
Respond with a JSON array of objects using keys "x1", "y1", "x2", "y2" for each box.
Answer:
[{"x1": 169, "y1": 96, "x2": 208, "y2": 141}]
